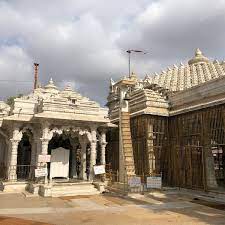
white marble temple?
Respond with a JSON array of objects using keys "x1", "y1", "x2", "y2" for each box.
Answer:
[{"x1": 0, "y1": 78, "x2": 112, "y2": 185}]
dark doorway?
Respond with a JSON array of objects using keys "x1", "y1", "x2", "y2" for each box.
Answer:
[
  {"x1": 17, "y1": 133, "x2": 32, "y2": 180},
  {"x1": 48, "y1": 133, "x2": 80, "y2": 179}
]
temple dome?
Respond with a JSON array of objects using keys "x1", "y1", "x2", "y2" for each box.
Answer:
[
  {"x1": 188, "y1": 48, "x2": 209, "y2": 65},
  {"x1": 45, "y1": 78, "x2": 58, "y2": 90}
]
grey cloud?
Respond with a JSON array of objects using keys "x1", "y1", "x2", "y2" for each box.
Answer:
[
  {"x1": 118, "y1": 0, "x2": 225, "y2": 72},
  {"x1": 0, "y1": 0, "x2": 225, "y2": 105}
]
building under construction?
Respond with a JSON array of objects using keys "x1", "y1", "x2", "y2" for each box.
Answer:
[{"x1": 107, "y1": 49, "x2": 225, "y2": 191}]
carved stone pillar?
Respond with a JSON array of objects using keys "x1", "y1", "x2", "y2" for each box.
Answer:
[
  {"x1": 146, "y1": 123, "x2": 155, "y2": 174},
  {"x1": 7, "y1": 125, "x2": 23, "y2": 181},
  {"x1": 39, "y1": 138, "x2": 50, "y2": 166},
  {"x1": 69, "y1": 138, "x2": 79, "y2": 178},
  {"x1": 100, "y1": 130, "x2": 107, "y2": 166},
  {"x1": 38, "y1": 122, "x2": 53, "y2": 165},
  {"x1": 90, "y1": 140, "x2": 97, "y2": 181},
  {"x1": 89, "y1": 127, "x2": 97, "y2": 181},
  {"x1": 87, "y1": 126, "x2": 97, "y2": 180},
  {"x1": 80, "y1": 140, "x2": 87, "y2": 180},
  {"x1": 36, "y1": 124, "x2": 50, "y2": 185},
  {"x1": 41, "y1": 138, "x2": 49, "y2": 155},
  {"x1": 8, "y1": 139, "x2": 20, "y2": 181},
  {"x1": 100, "y1": 143, "x2": 107, "y2": 165}
]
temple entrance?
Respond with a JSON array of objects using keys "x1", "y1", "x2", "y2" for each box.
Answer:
[
  {"x1": 48, "y1": 133, "x2": 87, "y2": 181},
  {"x1": 17, "y1": 132, "x2": 32, "y2": 180},
  {"x1": 50, "y1": 147, "x2": 70, "y2": 179}
]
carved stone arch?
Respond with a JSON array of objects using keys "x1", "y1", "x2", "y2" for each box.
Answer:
[
  {"x1": 11, "y1": 126, "x2": 23, "y2": 142},
  {"x1": 50, "y1": 127, "x2": 63, "y2": 138},
  {"x1": 79, "y1": 129, "x2": 92, "y2": 142},
  {"x1": 20, "y1": 125, "x2": 34, "y2": 142},
  {"x1": 58, "y1": 126, "x2": 90, "y2": 142}
]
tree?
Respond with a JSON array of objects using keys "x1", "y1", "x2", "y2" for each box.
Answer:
[{"x1": 6, "y1": 94, "x2": 23, "y2": 106}]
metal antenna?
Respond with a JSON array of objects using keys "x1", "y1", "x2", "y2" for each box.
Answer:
[{"x1": 126, "y1": 50, "x2": 147, "y2": 78}]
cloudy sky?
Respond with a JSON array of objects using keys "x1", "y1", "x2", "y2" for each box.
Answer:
[{"x1": 0, "y1": 0, "x2": 225, "y2": 105}]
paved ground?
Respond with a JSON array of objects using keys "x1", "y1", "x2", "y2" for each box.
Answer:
[{"x1": 0, "y1": 191, "x2": 225, "y2": 225}]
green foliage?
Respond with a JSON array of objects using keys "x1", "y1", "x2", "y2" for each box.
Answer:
[{"x1": 6, "y1": 94, "x2": 23, "y2": 106}]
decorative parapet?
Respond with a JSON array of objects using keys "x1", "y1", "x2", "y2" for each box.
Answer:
[{"x1": 1, "y1": 78, "x2": 109, "y2": 124}]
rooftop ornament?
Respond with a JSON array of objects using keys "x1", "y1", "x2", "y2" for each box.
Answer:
[
  {"x1": 188, "y1": 48, "x2": 209, "y2": 65},
  {"x1": 130, "y1": 72, "x2": 138, "y2": 81},
  {"x1": 64, "y1": 84, "x2": 73, "y2": 92},
  {"x1": 45, "y1": 78, "x2": 58, "y2": 90}
]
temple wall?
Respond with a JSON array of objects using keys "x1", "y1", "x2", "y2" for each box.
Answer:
[
  {"x1": 106, "y1": 116, "x2": 168, "y2": 184},
  {"x1": 107, "y1": 104, "x2": 225, "y2": 190},
  {"x1": 167, "y1": 104, "x2": 225, "y2": 190},
  {"x1": 130, "y1": 115, "x2": 168, "y2": 177}
]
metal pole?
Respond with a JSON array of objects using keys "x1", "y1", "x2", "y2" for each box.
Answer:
[
  {"x1": 128, "y1": 52, "x2": 131, "y2": 78},
  {"x1": 126, "y1": 49, "x2": 147, "y2": 78}
]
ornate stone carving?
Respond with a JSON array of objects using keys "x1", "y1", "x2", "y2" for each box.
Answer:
[{"x1": 0, "y1": 78, "x2": 110, "y2": 184}]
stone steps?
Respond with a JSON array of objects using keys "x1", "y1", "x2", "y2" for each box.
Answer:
[
  {"x1": 51, "y1": 183, "x2": 100, "y2": 197},
  {"x1": 51, "y1": 190, "x2": 100, "y2": 197}
]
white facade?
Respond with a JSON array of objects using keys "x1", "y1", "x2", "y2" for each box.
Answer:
[{"x1": 0, "y1": 78, "x2": 112, "y2": 185}]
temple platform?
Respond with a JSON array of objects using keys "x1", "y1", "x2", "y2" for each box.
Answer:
[
  {"x1": 0, "y1": 181, "x2": 28, "y2": 193},
  {"x1": 27, "y1": 180, "x2": 103, "y2": 197},
  {"x1": 41, "y1": 181, "x2": 100, "y2": 197}
]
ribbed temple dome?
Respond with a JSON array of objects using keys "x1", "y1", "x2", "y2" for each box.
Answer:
[{"x1": 143, "y1": 49, "x2": 225, "y2": 92}]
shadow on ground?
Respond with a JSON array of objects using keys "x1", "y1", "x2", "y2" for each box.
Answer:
[
  {"x1": 104, "y1": 191, "x2": 225, "y2": 225},
  {"x1": 0, "y1": 216, "x2": 52, "y2": 225}
]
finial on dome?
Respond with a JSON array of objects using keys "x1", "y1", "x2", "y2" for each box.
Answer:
[
  {"x1": 188, "y1": 48, "x2": 209, "y2": 65},
  {"x1": 45, "y1": 77, "x2": 58, "y2": 90},
  {"x1": 144, "y1": 74, "x2": 150, "y2": 80},
  {"x1": 195, "y1": 48, "x2": 202, "y2": 57},
  {"x1": 130, "y1": 71, "x2": 138, "y2": 80},
  {"x1": 64, "y1": 84, "x2": 73, "y2": 92},
  {"x1": 110, "y1": 78, "x2": 115, "y2": 86}
]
